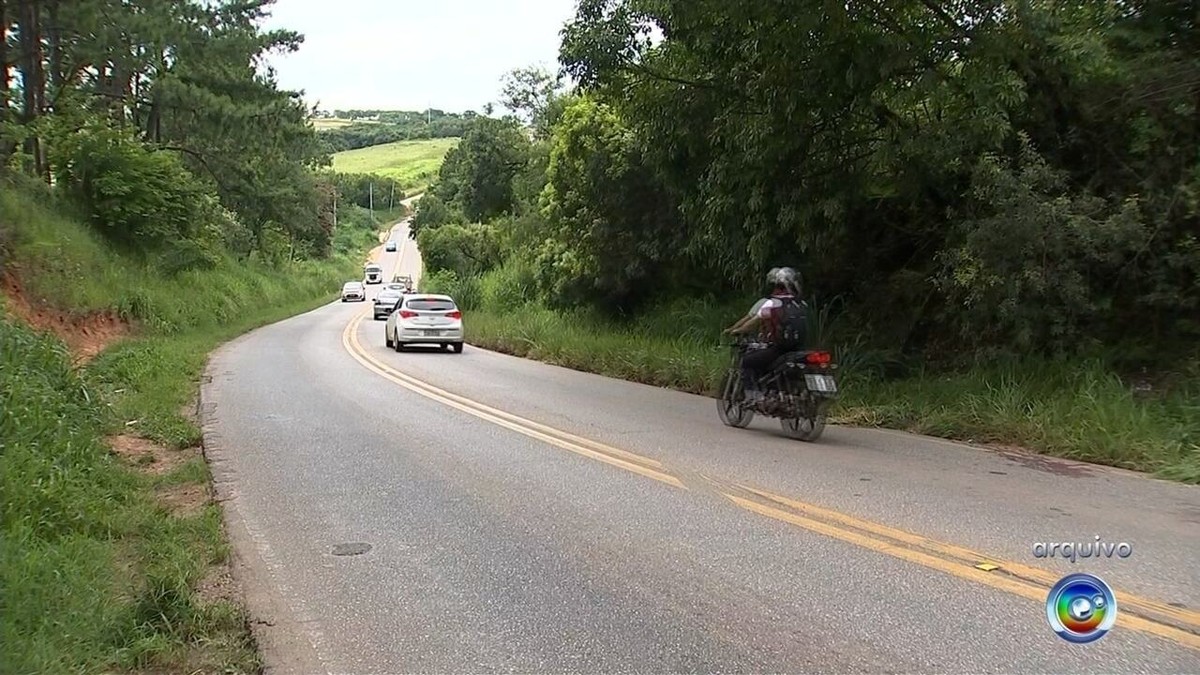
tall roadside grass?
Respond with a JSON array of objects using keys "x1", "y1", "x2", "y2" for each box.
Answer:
[
  {"x1": 1, "y1": 185, "x2": 385, "y2": 672},
  {"x1": 428, "y1": 265, "x2": 1199, "y2": 483},
  {"x1": 1, "y1": 318, "x2": 260, "y2": 673}
]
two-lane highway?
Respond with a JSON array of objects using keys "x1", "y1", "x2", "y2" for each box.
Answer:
[{"x1": 202, "y1": 220, "x2": 1200, "y2": 673}]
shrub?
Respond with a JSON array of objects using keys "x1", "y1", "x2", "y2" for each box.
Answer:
[
  {"x1": 52, "y1": 121, "x2": 217, "y2": 257},
  {"x1": 421, "y1": 269, "x2": 481, "y2": 310},
  {"x1": 416, "y1": 222, "x2": 502, "y2": 279},
  {"x1": 478, "y1": 256, "x2": 539, "y2": 311}
]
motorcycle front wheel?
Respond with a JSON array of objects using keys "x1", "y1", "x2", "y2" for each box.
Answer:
[{"x1": 717, "y1": 369, "x2": 754, "y2": 428}]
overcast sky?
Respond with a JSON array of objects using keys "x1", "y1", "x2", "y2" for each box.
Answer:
[{"x1": 260, "y1": 0, "x2": 579, "y2": 114}]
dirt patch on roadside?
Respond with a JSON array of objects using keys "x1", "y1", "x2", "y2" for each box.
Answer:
[
  {"x1": 157, "y1": 482, "x2": 210, "y2": 518},
  {"x1": 108, "y1": 434, "x2": 192, "y2": 475},
  {"x1": 195, "y1": 559, "x2": 240, "y2": 606},
  {"x1": 3, "y1": 271, "x2": 132, "y2": 365},
  {"x1": 109, "y1": 434, "x2": 214, "y2": 518},
  {"x1": 989, "y1": 443, "x2": 1095, "y2": 478},
  {"x1": 180, "y1": 394, "x2": 199, "y2": 426}
]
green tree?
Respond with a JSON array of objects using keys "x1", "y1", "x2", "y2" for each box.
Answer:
[
  {"x1": 555, "y1": 0, "x2": 1200, "y2": 356},
  {"x1": 499, "y1": 65, "x2": 565, "y2": 138},
  {"x1": 430, "y1": 116, "x2": 531, "y2": 222},
  {"x1": 410, "y1": 193, "x2": 460, "y2": 236},
  {"x1": 416, "y1": 222, "x2": 502, "y2": 278},
  {"x1": 2, "y1": 0, "x2": 336, "y2": 259},
  {"x1": 537, "y1": 97, "x2": 682, "y2": 313}
]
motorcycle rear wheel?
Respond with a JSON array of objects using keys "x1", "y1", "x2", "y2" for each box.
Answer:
[
  {"x1": 782, "y1": 412, "x2": 826, "y2": 442},
  {"x1": 717, "y1": 370, "x2": 755, "y2": 428}
]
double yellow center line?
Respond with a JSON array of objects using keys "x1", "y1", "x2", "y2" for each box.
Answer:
[
  {"x1": 344, "y1": 314, "x2": 683, "y2": 488},
  {"x1": 341, "y1": 311, "x2": 1200, "y2": 652}
]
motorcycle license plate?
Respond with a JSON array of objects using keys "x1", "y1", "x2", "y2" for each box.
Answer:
[{"x1": 805, "y1": 374, "x2": 837, "y2": 393}]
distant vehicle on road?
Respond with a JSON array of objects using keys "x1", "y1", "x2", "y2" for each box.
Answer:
[
  {"x1": 385, "y1": 240, "x2": 397, "y2": 252},
  {"x1": 373, "y1": 287, "x2": 406, "y2": 320},
  {"x1": 341, "y1": 281, "x2": 366, "y2": 302},
  {"x1": 384, "y1": 294, "x2": 464, "y2": 353},
  {"x1": 364, "y1": 263, "x2": 384, "y2": 284},
  {"x1": 391, "y1": 273, "x2": 414, "y2": 292}
]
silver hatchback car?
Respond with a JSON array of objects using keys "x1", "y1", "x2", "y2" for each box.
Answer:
[
  {"x1": 384, "y1": 294, "x2": 464, "y2": 353},
  {"x1": 373, "y1": 287, "x2": 407, "y2": 320}
]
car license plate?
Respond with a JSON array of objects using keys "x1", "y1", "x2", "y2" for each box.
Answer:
[
  {"x1": 423, "y1": 329, "x2": 440, "y2": 336},
  {"x1": 805, "y1": 374, "x2": 837, "y2": 393}
]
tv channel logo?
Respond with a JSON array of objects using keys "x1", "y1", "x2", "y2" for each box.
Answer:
[{"x1": 1045, "y1": 573, "x2": 1118, "y2": 643}]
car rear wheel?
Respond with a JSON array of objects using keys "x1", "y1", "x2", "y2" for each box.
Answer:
[
  {"x1": 393, "y1": 330, "x2": 403, "y2": 352},
  {"x1": 451, "y1": 342, "x2": 464, "y2": 354},
  {"x1": 385, "y1": 330, "x2": 393, "y2": 348}
]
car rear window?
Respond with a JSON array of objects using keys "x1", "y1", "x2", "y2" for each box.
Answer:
[{"x1": 405, "y1": 299, "x2": 457, "y2": 311}]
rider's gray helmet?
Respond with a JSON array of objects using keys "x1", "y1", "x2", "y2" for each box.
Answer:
[{"x1": 771, "y1": 266, "x2": 802, "y2": 296}]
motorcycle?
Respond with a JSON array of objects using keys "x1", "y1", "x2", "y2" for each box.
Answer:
[{"x1": 716, "y1": 335, "x2": 839, "y2": 441}]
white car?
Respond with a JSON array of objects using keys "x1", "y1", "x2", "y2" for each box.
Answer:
[
  {"x1": 364, "y1": 263, "x2": 384, "y2": 284},
  {"x1": 384, "y1": 294, "x2": 464, "y2": 353},
  {"x1": 341, "y1": 281, "x2": 366, "y2": 302}
]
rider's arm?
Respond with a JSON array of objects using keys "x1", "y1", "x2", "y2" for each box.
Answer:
[
  {"x1": 726, "y1": 298, "x2": 767, "y2": 333},
  {"x1": 724, "y1": 312, "x2": 747, "y2": 333},
  {"x1": 730, "y1": 314, "x2": 764, "y2": 334},
  {"x1": 733, "y1": 298, "x2": 779, "y2": 335}
]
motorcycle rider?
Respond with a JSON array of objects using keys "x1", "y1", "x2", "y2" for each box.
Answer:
[{"x1": 723, "y1": 267, "x2": 808, "y2": 402}]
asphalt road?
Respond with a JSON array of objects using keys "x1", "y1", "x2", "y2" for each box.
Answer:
[{"x1": 202, "y1": 221, "x2": 1200, "y2": 674}]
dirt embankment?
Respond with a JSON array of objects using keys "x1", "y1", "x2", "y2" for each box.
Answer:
[{"x1": 2, "y1": 271, "x2": 131, "y2": 365}]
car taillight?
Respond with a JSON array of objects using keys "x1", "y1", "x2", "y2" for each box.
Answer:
[
  {"x1": 805, "y1": 351, "x2": 832, "y2": 365},
  {"x1": 399, "y1": 310, "x2": 417, "y2": 318},
  {"x1": 446, "y1": 310, "x2": 462, "y2": 319}
]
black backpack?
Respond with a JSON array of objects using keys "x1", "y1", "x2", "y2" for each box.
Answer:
[{"x1": 774, "y1": 298, "x2": 808, "y2": 350}]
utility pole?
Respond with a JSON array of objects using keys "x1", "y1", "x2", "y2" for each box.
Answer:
[
  {"x1": 389, "y1": 181, "x2": 395, "y2": 211},
  {"x1": 332, "y1": 192, "x2": 338, "y2": 232},
  {"x1": 369, "y1": 181, "x2": 374, "y2": 218}
]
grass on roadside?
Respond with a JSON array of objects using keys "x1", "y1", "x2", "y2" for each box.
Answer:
[
  {"x1": 1, "y1": 185, "x2": 391, "y2": 672},
  {"x1": 331, "y1": 137, "x2": 458, "y2": 190},
  {"x1": 439, "y1": 286, "x2": 1199, "y2": 483},
  {"x1": 1, "y1": 316, "x2": 265, "y2": 674}
]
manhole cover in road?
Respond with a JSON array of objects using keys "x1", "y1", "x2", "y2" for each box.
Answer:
[{"x1": 331, "y1": 542, "x2": 372, "y2": 556}]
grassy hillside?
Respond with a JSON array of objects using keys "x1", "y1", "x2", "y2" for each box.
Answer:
[
  {"x1": 331, "y1": 137, "x2": 458, "y2": 190},
  {"x1": 0, "y1": 182, "x2": 388, "y2": 673}
]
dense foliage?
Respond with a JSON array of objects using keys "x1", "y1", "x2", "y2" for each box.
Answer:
[
  {"x1": 417, "y1": 3, "x2": 1199, "y2": 370},
  {"x1": 317, "y1": 109, "x2": 474, "y2": 152},
  {"x1": 0, "y1": 0, "x2": 385, "y2": 266}
]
